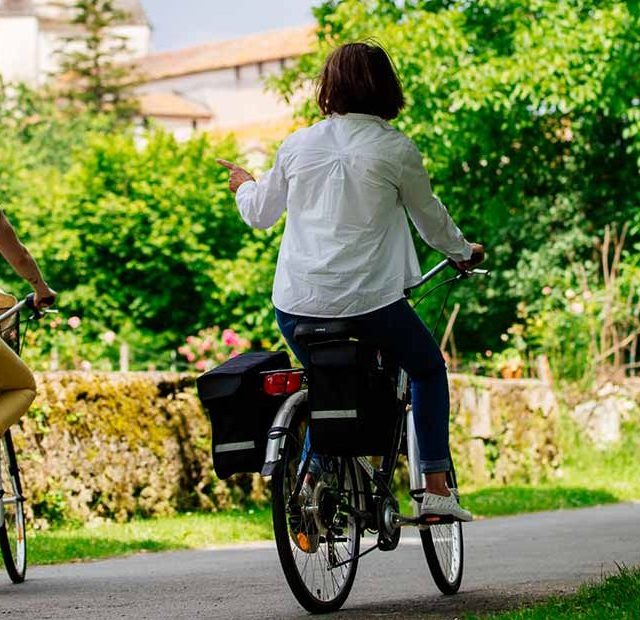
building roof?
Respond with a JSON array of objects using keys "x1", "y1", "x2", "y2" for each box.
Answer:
[
  {"x1": 138, "y1": 92, "x2": 212, "y2": 120},
  {"x1": 136, "y1": 24, "x2": 315, "y2": 82},
  {"x1": 211, "y1": 117, "x2": 298, "y2": 144}
]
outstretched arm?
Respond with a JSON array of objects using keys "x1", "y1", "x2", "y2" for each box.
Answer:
[
  {"x1": 399, "y1": 142, "x2": 484, "y2": 267},
  {"x1": 0, "y1": 211, "x2": 56, "y2": 307}
]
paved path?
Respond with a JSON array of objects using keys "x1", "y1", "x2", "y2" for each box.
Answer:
[{"x1": 1, "y1": 503, "x2": 639, "y2": 619}]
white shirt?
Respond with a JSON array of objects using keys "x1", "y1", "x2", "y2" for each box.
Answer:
[{"x1": 235, "y1": 112, "x2": 472, "y2": 318}]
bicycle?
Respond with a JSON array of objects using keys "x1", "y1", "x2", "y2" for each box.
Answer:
[
  {"x1": 0, "y1": 293, "x2": 54, "y2": 583},
  {"x1": 260, "y1": 258, "x2": 488, "y2": 613}
]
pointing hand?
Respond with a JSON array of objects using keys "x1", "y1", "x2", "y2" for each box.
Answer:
[{"x1": 217, "y1": 159, "x2": 255, "y2": 193}]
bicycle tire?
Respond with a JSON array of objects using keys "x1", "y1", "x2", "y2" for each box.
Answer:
[
  {"x1": 271, "y1": 405, "x2": 361, "y2": 614},
  {"x1": 0, "y1": 430, "x2": 27, "y2": 583},
  {"x1": 420, "y1": 467, "x2": 463, "y2": 595}
]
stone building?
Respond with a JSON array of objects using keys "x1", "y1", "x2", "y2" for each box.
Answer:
[
  {"x1": 0, "y1": 0, "x2": 151, "y2": 85},
  {"x1": 134, "y1": 25, "x2": 314, "y2": 144},
  {"x1": 0, "y1": 1, "x2": 314, "y2": 152}
]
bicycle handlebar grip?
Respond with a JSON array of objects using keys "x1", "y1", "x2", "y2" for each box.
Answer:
[
  {"x1": 38, "y1": 296, "x2": 56, "y2": 307},
  {"x1": 25, "y1": 293, "x2": 56, "y2": 309}
]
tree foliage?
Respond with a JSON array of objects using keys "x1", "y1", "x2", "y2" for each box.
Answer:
[
  {"x1": 0, "y1": 97, "x2": 281, "y2": 368},
  {"x1": 274, "y1": 0, "x2": 640, "y2": 351},
  {"x1": 2, "y1": 1, "x2": 639, "y2": 373},
  {"x1": 54, "y1": 0, "x2": 139, "y2": 119}
]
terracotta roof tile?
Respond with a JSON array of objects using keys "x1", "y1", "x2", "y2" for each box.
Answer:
[
  {"x1": 136, "y1": 24, "x2": 316, "y2": 82},
  {"x1": 138, "y1": 92, "x2": 212, "y2": 120},
  {"x1": 210, "y1": 116, "x2": 299, "y2": 144}
]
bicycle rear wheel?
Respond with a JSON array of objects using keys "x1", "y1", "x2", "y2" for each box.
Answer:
[
  {"x1": 0, "y1": 430, "x2": 27, "y2": 583},
  {"x1": 271, "y1": 406, "x2": 361, "y2": 614},
  {"x1": 420, "y1": 468, "x2": 463, "y2": 594}
]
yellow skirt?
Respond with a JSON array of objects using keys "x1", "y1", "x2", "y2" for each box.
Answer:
[{"x1": 0, "y1": 338, "x2": 36, "y2": 435}]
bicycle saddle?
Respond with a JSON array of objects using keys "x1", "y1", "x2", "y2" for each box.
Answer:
[{"x1": 293, "y1": 319, "x2": 357, "y2": 344}]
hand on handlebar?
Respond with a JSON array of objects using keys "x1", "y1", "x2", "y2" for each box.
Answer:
[
  {"x1": 33, "y1": 284, "x2": 57, "y2": 309},
  {"x1": 455, "y1": 243, "x2": 485, "y2": 272}
]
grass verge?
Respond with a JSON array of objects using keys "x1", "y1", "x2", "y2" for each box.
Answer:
[
  {"x1": 468, "y1": 566, "x2": 640, "y2": 619},
  {"x1": 28, "y1": 508, "x2": 272, "y2": 566}
]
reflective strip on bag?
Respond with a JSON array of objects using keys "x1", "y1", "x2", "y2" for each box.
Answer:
[
  {"x1": 214, "y1": 440, "x2": 255, "y2": 453},
  {"x1": 311, "y1": 409, "x2": 358, "y2": 420}
]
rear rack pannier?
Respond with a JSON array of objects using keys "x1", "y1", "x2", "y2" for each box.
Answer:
[
  {"x1": 197, "y1": 351, "x2": 290, "y2": 479},
  {"x1": 308, "y1": 340, "x2": 399, "y2": 456}
]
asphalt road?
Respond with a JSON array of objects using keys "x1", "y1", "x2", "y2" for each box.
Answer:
[{"x1": 1, "y1": 503, "x2": 638, "y2": 619}]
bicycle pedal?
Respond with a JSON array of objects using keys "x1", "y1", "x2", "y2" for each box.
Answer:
[{"x1": 417, "y1": 513, "x2": 456, "y2": 526}]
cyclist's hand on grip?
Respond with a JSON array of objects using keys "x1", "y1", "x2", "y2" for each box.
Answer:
[
  {"x1": 34, "y1": 284, "x2": 57, "y2": 309},
  {"x1": 455, "y1": 243, "x2": 485, "y2": 272}
]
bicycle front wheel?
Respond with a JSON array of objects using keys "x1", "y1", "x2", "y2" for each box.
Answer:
[
  {"x1": 420, "y1": 468, "x2": 463, "y2": 594},
  {"x1": 271, "y1": 407, "x2": 361, "y2": 614},
  {"x1": 0, "y1": 430, "x2": 27, "y2": 583}
]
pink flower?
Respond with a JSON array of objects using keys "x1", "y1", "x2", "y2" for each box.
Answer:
[
  {"x1": 201, "y1": 338, "x2": 213, "y2": 352},
  {"x1": 101, "y1": 330, "x2": 116, "y2": 344},
  {"x1": 195, "y1": 360, "x2": 207, "y2": 371},
  {"x1": 542, "y1": 286, "x2": 552, "y2": 296},
  {"x1": 222, "y1": 329, "x2": 241, "y2": 347},
  {"x1": 186, "y1": 352, "x2": 196, "y2": 362},
  {"x1": 186, "y1": 336, "x2": 197, "y2": 344},
  {"x1": 68, "y1": 316, "x2": 81, "y2": 329}
]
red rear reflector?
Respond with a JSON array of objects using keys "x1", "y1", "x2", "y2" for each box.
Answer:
[{"x1": 263, "y1": 371, "x2": 302, "y2": 396}]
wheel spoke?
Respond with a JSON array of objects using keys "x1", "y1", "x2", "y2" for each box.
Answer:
[
  {"x1": 272, "y1": 414, "x2": 360, "y2": 611},
  {"x1": 0, "y1": 433, "x2": 27, "y2": 582},
  {"x1": 420, "y1": 471, "x2": 464, "y2": 594}
]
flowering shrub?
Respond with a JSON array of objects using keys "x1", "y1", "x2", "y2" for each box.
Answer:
[
  {"x1": 20, "y1": 311, "x2": 123, "y2": 371},
  {"x1": 178, "y1": 326, "x2": 251, "y2": 371}
]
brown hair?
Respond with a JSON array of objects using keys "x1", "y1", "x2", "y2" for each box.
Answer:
[{"x1": 316, "y1": 42, "x2": 404, "y2": 120}]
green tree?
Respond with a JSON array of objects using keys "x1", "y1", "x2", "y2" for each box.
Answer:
[
  {"x1": 54, "y1": 0, "x2": 139, "y2": 119},
  {"x1": 274, "y1": 0, "x2": 640, "y2": 351}
]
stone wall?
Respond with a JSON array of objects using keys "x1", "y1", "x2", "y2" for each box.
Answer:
[
  {"x1": 449, "y1": 374, "x2": 559, "y2": 486},
  {"x1": 13, "y1": 371, "x2": 560, "y2": 525}
]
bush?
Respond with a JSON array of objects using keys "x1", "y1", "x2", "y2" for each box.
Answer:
[
  {"x1": 16, "y1": 372, "x2": 269, "y2": 526},
  {"x1": 0, "y1": 116, "x2": 286, "y2": 369}
]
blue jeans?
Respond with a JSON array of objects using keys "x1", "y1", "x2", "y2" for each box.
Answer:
[{"x1": 275, "y1": 299, "x2": 452, "y2": 474}]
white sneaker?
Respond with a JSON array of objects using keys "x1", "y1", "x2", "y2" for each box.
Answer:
[{"x1": 420, "y1": 490, "x2": 473, "y2": 523}]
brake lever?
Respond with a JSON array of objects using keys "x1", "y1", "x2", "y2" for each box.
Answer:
[
  {"x1": 469, "y1": 268, "x2": 491, "y2": 277},
  {"x1": 25, "y1": 293, "x2": 58, "y2": 321}
]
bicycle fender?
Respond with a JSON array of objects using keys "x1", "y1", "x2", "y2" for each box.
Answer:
[{"x1": 261, "y1": 389, "x2": 308, "y2": 476}]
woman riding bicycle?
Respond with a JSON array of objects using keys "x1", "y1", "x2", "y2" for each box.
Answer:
[
  {"x1": 219, "y1": 42, "x2": 484, "y2": 522},
  {"x1": 0, "y1": 209, "x2": 56, "y2": 435}
]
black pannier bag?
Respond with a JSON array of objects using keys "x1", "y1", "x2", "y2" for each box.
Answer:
[
  {"x1": 308, "y1": 340, "x2": 398, "y2": 456},
  {"x1": 196, "y1": 351, "x2": 290, "y2": 479}
]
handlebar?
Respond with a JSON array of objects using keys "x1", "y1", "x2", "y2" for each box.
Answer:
[
  {"x1": 0, "y1": 293, "x2": 56, "y2": 323},
  {"x1": 404, "y1": 258, "x2": 490, "y2": 296}
]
